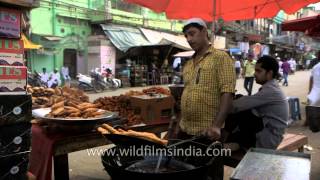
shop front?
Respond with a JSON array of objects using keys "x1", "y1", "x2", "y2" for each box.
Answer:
[{"x1": 89, "y1": 24, "x2": 191, "y2": 87}]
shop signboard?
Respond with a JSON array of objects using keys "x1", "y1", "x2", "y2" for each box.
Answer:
[
  {"x1": 213, "y1": 35, "x2": 226, "y2": 50},
  {"x1": 0, "y1": 8, "x2": 21, "y2": 39},
  {"x1": 0, "y1": 38, "x2": 24, "y2": 66},
  {"x1": 299, "y1": 43, "x2": 305, "y2": 51},
  {"x1": 0, "y1": 0, "x2": 38, "y2": 8},
  {"x1": 0, "y1": 66, "x2": 27, "y2": 93},
  {"x1": 100, "y1": 46, "x2": 116, "y2": 73}
]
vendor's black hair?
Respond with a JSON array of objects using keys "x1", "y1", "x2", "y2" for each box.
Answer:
[
  {"x1": 257, "y1": 55, "x2": 279, "y2": 79},
  {"x1": 183, "y1": 23, "x2": 205, "y2": 33}
]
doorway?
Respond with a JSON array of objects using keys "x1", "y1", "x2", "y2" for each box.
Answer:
[{"x1": 63, "y1": 49, "x2": 77, "y2": 78}]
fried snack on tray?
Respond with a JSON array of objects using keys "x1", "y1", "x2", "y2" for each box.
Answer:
[
  {"x1": 29, "y1": 86, "x2": 90, "y2": 109},
  {"x1": 94, "y1": 87, "x2": 172, "y2": 126},
  {"x1": 45, "y1": 100, "x2": 106, "y2": 119},
  {"x1": 29, "y1": 85, "x2": 107, "y2": 119},
  {"x1": 94, "y1": 95, "x2": 143, "y2": 126},
  {"x1": 142, "y1": 87, "x2": 171, "y2": 95},
  {"x1": 98, "y1": 123, "x2": 168, "y2": 145}
]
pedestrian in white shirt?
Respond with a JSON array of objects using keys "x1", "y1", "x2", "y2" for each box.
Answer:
[
  {"x1": 289, "y1": 58, "x2": 296, "y2": 74},
  {"x1": 61, "y1": 66, "x2": 71, "y2": 86},
  {"x1": 234, "y1": 58, "x2": 241, "y2": 79},
  {"x1": 39, "y1": 68, "x2": 49, "y2": 85},
  {"x1": 308, "y1": 61, "x2": 320, "y2": 106},
  {"x1": 48, "y1": 68, "x2": 61, "y2": 88}
]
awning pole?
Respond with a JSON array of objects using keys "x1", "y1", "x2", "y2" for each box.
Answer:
[{"x1": 211, "y1": 0, "x2": 216, "y2": 43}]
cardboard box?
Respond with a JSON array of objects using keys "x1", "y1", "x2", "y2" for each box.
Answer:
[
  {"x1": 0, "y1": 38, "x2": 24, "y2": 66},
  {"x1": 0, "y1": 66, "x2": 27, "y2": 93}
]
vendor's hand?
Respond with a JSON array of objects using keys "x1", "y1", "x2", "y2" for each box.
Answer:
[{"x1": 202, "y1": 126, "x2": 221, "y2": 141}]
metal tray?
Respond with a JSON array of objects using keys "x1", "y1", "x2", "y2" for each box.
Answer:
[
  {"x1": 231, "y1": 148, "x2": 311, "y2": 180},
  {"x1": 32, "y1": 107, "x2": 116, "y2": 123}
]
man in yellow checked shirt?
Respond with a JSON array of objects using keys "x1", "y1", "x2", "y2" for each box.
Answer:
[
  {"x1": 176, "y1": 18, "x2": 236, "y2": 180},
  {"x1": 177, "y1": 18, "x2": 236, "y2": 142}
]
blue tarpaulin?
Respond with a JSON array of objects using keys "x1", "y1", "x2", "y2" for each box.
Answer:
[
  {"x1": 229, "y1": 48, "x2": 241, "y2": 54},
  {"x1": 101, "y1": 24, "x2": 154, "y2": 52}
]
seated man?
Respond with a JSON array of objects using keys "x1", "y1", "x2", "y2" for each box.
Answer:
[
  {"x1": 39, "y1": 67, "x2": 49, "y2": 85},
  {"x1": 223, "y1": 55, "x2": 289, "y2": 150},
  {"x1": 47, "y1": 68, "x2": 61, "y2": 88}
]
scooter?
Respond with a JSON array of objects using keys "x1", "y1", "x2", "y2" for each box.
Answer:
[
  {"x1": 106, "y1": 76, "x2": 122, "y2": 89},
  {"x1": 103, "y1": 68, "x2": 122, "y2": 89},
  {"x1": 77, "y1": 73, "x2": 97, "y2": 92},
  {"x1": 77, "y1": 71, "x2": 121, "y2": 93}
]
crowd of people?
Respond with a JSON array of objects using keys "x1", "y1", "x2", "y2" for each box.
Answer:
[
  {"x1": 231, "y1": 49, "x2": 320, "y2": 107},
  {"x1": 233, "y1": 53, "x2": 299, "y2": 95}
]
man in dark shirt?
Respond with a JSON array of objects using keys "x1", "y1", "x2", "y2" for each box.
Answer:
[{"x1": 223, "y1": 55, "x2": 289, "y2": 150}]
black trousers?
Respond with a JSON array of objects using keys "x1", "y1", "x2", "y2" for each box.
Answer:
[
  {"x1": 223, "y1": 109, "x2": 264, "y2": 149},
  {"x1": 244, "y1": 77, "x2": 254, "y2": 95}
]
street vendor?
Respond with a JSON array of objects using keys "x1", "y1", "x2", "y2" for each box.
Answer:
[
  {"x1": 177, "y1": 18, "x2": 236, "y2": 141},
  {"x1": 176, "y1": 18, "x2": 236, "y2": 180},
  {"x1": 223, "y1": 55, "x2": 289, "y2": 150}
]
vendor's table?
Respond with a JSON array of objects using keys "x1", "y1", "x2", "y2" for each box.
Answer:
[
  {"x1": 230, "y1": 148, "x2": 311, "y2": 180},
  {"x1": 29, "y1": 119, "x2": 170, "y2": 180},
  {"x1": 130, "y1": 94, "x2": 175, "y2": 122}
]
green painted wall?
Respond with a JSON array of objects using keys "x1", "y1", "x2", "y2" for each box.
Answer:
[
  {"x1": 109, "y1": 0, "x2": 184, "y2": 32},
  {"x1": 30, "y1": 53, "x2": 55, "y2": 73},
  {"x1": 29, "y1": 0, "x2": 184, "y2": 72},
  {"x1": 29, "y1": 0, "x2": 100, "y2": 73}
]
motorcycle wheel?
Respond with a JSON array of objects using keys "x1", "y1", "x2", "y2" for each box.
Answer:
[
  {"x1": 78, "y1": 82, "x2": 89, "y2": 91},
  {"x1": 93, "y1": 82, "x2": 104, "y2": 93}
]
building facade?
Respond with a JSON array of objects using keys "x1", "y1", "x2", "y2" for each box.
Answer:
[{"x1": 29, "y1": 0, "x2": 185, "y2": 77}]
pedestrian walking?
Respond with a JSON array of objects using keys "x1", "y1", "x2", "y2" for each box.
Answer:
[
  {"x1": 235, "y1": 58, "x2": 241, "y2": 79},
  {"x1": 243, "y1": 53, "x2": 256, "y2": 95},
  {"x1": 281, "y1": 59, "x2": 291, "y2": 86},
  {"x1": 61, "y1": 65, "x2": 71, "y2": 87}
]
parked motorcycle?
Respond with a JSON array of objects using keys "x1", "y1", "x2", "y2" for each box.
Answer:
[
  {"x1": 77, "y1": 71, "x2": 121, "y2": 93},
  {"x1": 27, "y1": 71, "x2": 47, "y2": 87},
  {"x1": 172, "y1": 72, "x2": 183, "y2": 84}
]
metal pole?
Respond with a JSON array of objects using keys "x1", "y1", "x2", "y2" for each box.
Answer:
[
  {"x1": 211, "y1": 0, "x2": 216, "y2": 43},
  {"x1": 52, "y1": 0, "x2": 57, "y2": 69}
]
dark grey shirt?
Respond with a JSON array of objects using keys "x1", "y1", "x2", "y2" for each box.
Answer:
[{"x1": 232, "y1": 79, "x2": 289, "y2": 149}]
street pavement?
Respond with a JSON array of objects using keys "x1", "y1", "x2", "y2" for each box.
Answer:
[{"x1": 66, "y1": 70, "x2": 319, "y2": 180}]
